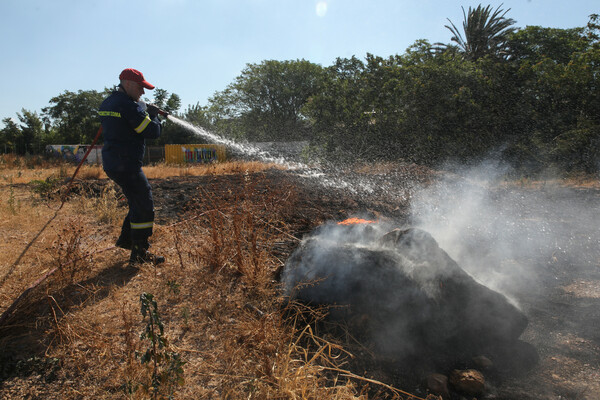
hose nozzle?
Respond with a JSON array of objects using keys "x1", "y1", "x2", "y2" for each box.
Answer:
[{"x1": 145, "y1": 103, "x2": 170, "y2": 118}]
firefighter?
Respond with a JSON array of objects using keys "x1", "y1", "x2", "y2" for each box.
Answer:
[{"x1": 99, "y1": 68, "x2": 165, "y2": 265}]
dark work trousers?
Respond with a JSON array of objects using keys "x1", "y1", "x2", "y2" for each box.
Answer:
[{"x1": 105, "y1": 169, "x2": 154, "y2": 245}]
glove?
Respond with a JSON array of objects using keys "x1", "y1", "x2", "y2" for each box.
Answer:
[{"x1": 146, "y1": 103, "x2": 161, "y2": 117}]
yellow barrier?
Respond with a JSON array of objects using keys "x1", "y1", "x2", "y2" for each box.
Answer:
[{"x1": 165, "y1": 144, "x2": 227, "y2": 164}]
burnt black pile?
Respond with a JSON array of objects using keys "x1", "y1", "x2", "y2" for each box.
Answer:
[{"x1": 282, "y1": 222, "x2": 536, "y2": 370}]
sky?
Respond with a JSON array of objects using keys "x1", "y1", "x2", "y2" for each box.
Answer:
[{"x1": 0, "y1": 0, "x2": 597, "y2": 123}]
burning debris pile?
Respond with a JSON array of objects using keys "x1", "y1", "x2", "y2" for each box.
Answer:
[{"x1": 282, "y1": 219, "x2": 533, "y2": 370}]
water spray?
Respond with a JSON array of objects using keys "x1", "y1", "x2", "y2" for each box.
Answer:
[{"x1": 166, "y1": 116, "x2": 414, "y2": 200}]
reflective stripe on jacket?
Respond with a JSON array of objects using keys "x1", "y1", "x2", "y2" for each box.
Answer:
[{"x1": 99, "y1": 90, "x2": 161, "y2": 171}]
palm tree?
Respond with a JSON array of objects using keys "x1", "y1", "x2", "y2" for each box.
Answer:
[{"x1": 445, "y1": 4, "x2": 516, "y2": 60}]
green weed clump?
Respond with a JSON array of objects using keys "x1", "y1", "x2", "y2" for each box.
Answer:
[
  {"x1": 6, "y1": 180, "x2": 20, "y2": 215},
  {"x1": 133, "y1": 292, "x2": 185, "y2": 400},
  {"x1": 30, "y1": 177, "x2": 61, "y2": 198}
]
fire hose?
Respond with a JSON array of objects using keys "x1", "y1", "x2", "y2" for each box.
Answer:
[{"x1": 0, "y1": 106, "x2": 169, "y2": 325}]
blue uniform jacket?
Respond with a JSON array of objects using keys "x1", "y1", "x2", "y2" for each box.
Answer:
[{"x1": 99, "y1": 90, "x2": 161, "y2": 171}]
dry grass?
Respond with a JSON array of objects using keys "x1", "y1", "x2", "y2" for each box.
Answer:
[
  {"x1": 0, "y1": 156, "x2": 422, "y2": 399},
  {"x1": 72, "y1": 180, "x2": 123, "y2": 225},
  {"x1": 0, "y1": 154, "x2": 280, "y2": 187},
  {"x1": 145, "y1": 160, "x2": 282, "y2": 179}
]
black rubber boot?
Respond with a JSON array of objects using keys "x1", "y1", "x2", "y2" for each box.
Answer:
[
  {"x1": 115, "y1": 217, "x2": 132, "y2": 249},
  {"x1": 129, "y1": 241, "x2": 165, "y2": 266}
]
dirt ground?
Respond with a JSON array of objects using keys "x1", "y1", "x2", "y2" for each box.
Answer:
[
  {"x1": 1, "y1": 164, "x2": 599, "y2": 399},
  {"x1": 129, "y1": 168, "x2": 600, "y2": 399},
  {"x1": 480, "y1": 185, "x2": 600, "y2": 399}
]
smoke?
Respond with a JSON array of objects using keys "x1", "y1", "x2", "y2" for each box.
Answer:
[
  {"x1": 408, "y1": 159, "x2": 600, "y2": 302},
  {"x1": 282, "y1": 223, "x2": 421, "y2": 357},
  {"x1": 171, "y1": 115, "x2": 594, "y2": 334},
  {"x1": 282, "y1": 218, "x2": 530, "y2": 365}
]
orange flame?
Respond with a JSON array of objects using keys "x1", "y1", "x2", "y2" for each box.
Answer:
[{"x1": 337, "y1": 218, "x2": 378, "y2": 225}]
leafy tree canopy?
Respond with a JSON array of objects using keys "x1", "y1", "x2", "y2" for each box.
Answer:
[
  {"x1": 42, "y1": 89, "x2": 107, "y2": 144},
  {"x1": 507, "y1": 25, "x2": 587, "y2": 63},
  {"x1": 209, "y1": 59, "x2": 325, "y2": 141}
]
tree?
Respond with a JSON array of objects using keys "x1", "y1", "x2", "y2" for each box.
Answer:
[
  {"x1": 209, "y1": 59, "x2": 325, "y2": 141},
  {"x1": 306, "y1": 50, "x2": 501, "y2": 164},
  {"x1": 445, "y1": 4, "x2": 516, "y2": 61},
  {"x1": 0, "y1": 111, "x2": 45, "y2": 154},
  {"x1": 42, "y1": 89, "x2": 107, "y2": 144},
  {"x1": 507, "y1": 26, "x2": 586, "y2": 64},
  {"x1": 182, "y1": 103, "x2": 213, "y2": 128},
  {"x1": 0, "y1": 118, "x2": 21, "y2": 153},
  {"x1": 303, "y1": 56, "x2": 369, "y2": 159},
  {"x1": 17, "y1": 109, "x2": 45, "y2": 153},
  {"x1": 502, "y1": 17, "x2": 600, "y2": 173}
]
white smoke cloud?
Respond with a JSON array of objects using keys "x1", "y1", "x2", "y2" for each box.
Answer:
[{"x1": 408, "y1": 159, "x2": 596, "y2": 303}]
